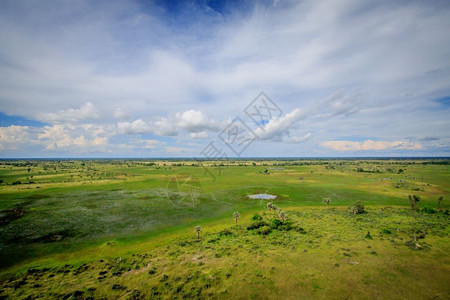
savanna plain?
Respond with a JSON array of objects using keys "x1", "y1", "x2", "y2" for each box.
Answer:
[{"x1": 0, "y1": 159, "x2": 449, "y2": 299}]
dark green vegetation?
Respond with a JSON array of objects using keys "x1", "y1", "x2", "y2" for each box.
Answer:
[{"x1": 0, "y1": 159, "x2": 449, "y2": 298}]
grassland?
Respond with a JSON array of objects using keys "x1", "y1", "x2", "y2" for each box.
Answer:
[{"x1": 0, "y1": 159, "x2": 449, "y2": 299}]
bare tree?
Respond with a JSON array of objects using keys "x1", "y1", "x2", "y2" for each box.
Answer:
[
  {"x1": 233, "y1": 211, "x2": 240, "y2": 226},
  {"x1": 438, "y1": 196, "x2": 444, "y2": 211},
  {"x1": 408, "y1": 195, "x2": 420, "y2": 210},
  {"x1": 194, "y1": 225, "x2": 202, "y2": 239}
]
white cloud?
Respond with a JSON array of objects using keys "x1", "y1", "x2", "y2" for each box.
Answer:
[
  {"x1": 36, "y1": 102, "x2": 99, "y2": 124},
  {"x1": 153, "y1": 117, "x2": 177, "y2": 136},
  {"x1": 190, "y1": 131, "x2": 209, "y2": 139},
  {"x1": 321, "y1": 140, "x2": 423, "y2": 151},
  {"x1": 255, "y1": 108, "x2": 308, "y2": 141},
  {"x1": 141, "y1": 139, "x2": 161, "y2": 149},
  {"x1": 0, "y1": 125, "x2": 30, "y2": 150},
  {"x1": 175, "y1": 109, "x2": 221, "y2": 133},
  {"x1": 285, "y1": 133, "x2": 312, "y2": 144},
  {"x1": 117, "y1": 119, "x2": 151, "y2": 135},
  {"x1": 165, "y1": 146, "x2": 194, "y2": 154},
  {"x1": 37, "y1": 124, "x2": 109, "y2": 151},
  {"x1": 113, "y1": 108, "x2": 131, "y2": 120}
]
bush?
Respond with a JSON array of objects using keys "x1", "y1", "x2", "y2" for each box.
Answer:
[
  {"x1": 295, "y1": 226, "x2": 306, "y2": 234},
  {"x1": 270, "y1": 219, "x2": 283, "y2": 229},
  {"x1": 246, "y1": 221, "x2": 267, "y2": 230},
  {"x1": 422, "y1": 206, "x2": 436, "y2": 214},
  {"x1": 382, "y1": 228, "x2": 392, "y2": 234},
  {"x1": 365, "y1": 231, "x2": 373, "y2": 239},
  {"x1": 256, "y1": 226, "x2": 272, "y2": 235},
  {"x1": 349, "y1": 201, "x2": 365, "y2": 215},
  {"x1": 252, "y1": 214, "x2": 263, "y2": 221},
  {"x1": 219, "y1": 228, "x2": 234, "y2": 236}
]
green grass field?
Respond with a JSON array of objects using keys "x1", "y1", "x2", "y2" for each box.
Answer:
[{"x1": 0, "y1": 159, "x2": 449, "y2": 299}]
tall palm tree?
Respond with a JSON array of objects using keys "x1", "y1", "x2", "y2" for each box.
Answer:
[
  {"x1": 194, "y1": 225, "x2": 202, "y2": 239},
  {"x1": 233, "y1": 211, "x2": 240, "y2": 226}
]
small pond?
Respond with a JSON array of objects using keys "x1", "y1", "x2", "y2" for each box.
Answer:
[{"x1": 247, "y1": 194, "x2": 277, "y2": 200}]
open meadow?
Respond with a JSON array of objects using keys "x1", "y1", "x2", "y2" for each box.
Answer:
[{"x1": 0, "y1": 159, "x2": 449, "y2": 299}]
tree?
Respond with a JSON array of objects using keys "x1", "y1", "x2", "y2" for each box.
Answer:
[
  {"x1": 438, "y1": 196, "x2": 444, "y2": 211},
  {"x1": 267, "y1": 202, "x2": 273, "y2": 211},
  {"x1": 408, "y1": 195, "x2": 420, "y2": 210},
  {"x1": 194, "y1": 226, "x2": 202, "y2": 239},
  {"x1": 349, "y1": 201, "x2": 365, "y2": 215},
  {"x1": 322, "y1": 197, "x2": 331, "y2": 205},
  {"x1": 271, "y1": 204, "x2": 279, "y2": 213},
  {"x1": 233, "y1": 211, "x2": 240, "y2": 226},
  {"x1": 278, "y1": 210, "x2": 287, "y2": 222}
]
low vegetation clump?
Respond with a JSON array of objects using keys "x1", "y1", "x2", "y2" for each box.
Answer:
[{"x1": 349, "y1": 201, "x2": 366, "y2": 215}]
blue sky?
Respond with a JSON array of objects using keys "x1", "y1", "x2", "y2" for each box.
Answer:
[{"x1": 1, "y1": 0, "x2": 450, "y2": 158}]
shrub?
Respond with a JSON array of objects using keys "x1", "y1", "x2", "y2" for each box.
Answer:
[
  {"x1": 252, "y1": 214, "x2": 263, "y2": 221},
  {"x1": 322, "y1": 197, "x2": 331, "y2": 205},
  {"x1": 219, "y1": 228, "x2": 233, "y2": 236},
  {"x1": 422, "y1": 206, "x2": 436, "y2": 214},
  {"x1": 295, "y1": 226, "x2": 306, "y2": 234},
  {"x1": 349, "y1": 201, "x2": 365, "y2": 215},
  {"x1": 256, "y1": 226, "x2": 272, "y2": 235},
  {"x1": 247, "y1": 221, "x2": 267, "y2": 230},
  {"x1": 270, "y1": 219, "x2": 283, "y2": 229},
  {"x1": 365, "y1": 231, "x2": 373, "y2": 239},
  {"x1": 382, "y1": 228, "x2": 392, "y2": 234}
]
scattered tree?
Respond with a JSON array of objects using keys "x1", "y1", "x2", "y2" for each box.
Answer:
[
  {"x1": 278, "y1": 210, "x2": 287, "y2": 222},
  {"x1": 349, "y1": 201, "x2": 365, "y2": 215},
  {"x1": 408, "y1": 195, "x2": 421, "y2": 210},
  {"x1": 271, "y1": 205, "x2": 279, "y2": 215},
  {"x1": 194, "y1": 225, "x2": 202, "y2": 239},
  {"x1": 438, "y1": 196, "x2": 444, "y2": 211},
  {"x1": 233, "y1": 211, "x2": 240, "y2": 226},
  {"x1": 322, "y1": 197, "x2": 331, "y2": 205},
  {"x1": 267, "y1": 202, "x2": 273, "y2": 211}
]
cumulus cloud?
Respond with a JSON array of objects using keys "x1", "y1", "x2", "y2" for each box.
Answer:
[
  {"x1": 117, "y1": 109, "x2": 221, "y2": 137},
  {"x1": 254, "y1": 108, "x2": 309, "y2": 141},
  {"x1": 0, "y1": 125, "x2": 30, "y2": 150},
  {"x1": 117, "y1": 119, "x2": 152, "y2": 135},
  {"x1": 36, "y1": 102, "x2": 99, "y2": 124},
  {"x1": 141, "y1": 139, "x2": 161, "y2": 149},
  {"x1": 175, "y1": 110, "x2": 221, "y2": 132},
  {"x1": 38, "y1": 124, "x2": 109, "y2": 151},
  {"x1": 190, "y1": 131, "x2": 209, "y2": 139},
  {"x1": 113, "y1": 108, "x2": 131, "y2": 120},
  {"x1": 321, "y1": 140, "x2": 422, "y2": 151}
]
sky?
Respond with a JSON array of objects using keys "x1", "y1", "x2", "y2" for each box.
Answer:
[{"x1": 0, "y1": 0, "x2": 450, "y2": 158}]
